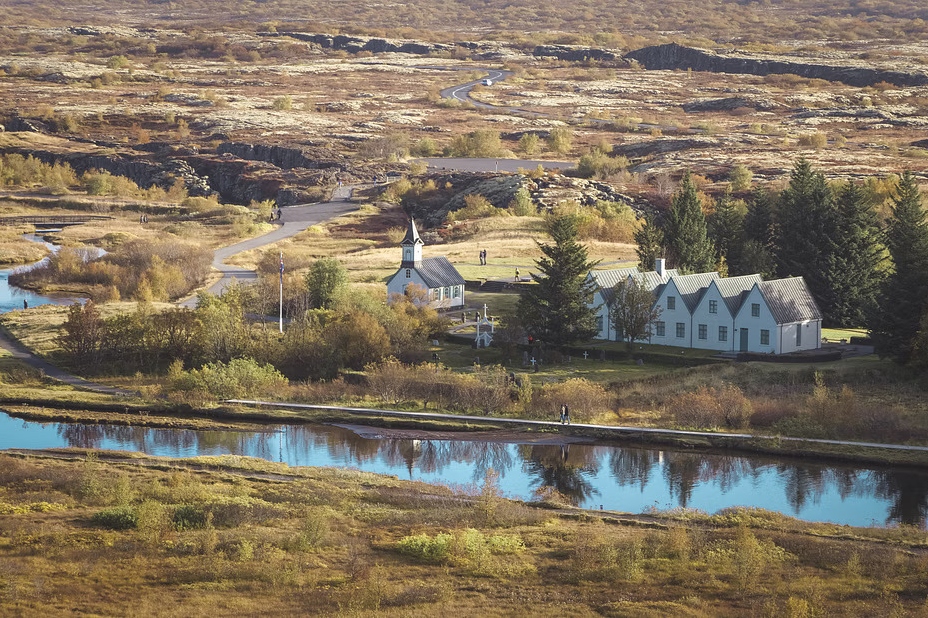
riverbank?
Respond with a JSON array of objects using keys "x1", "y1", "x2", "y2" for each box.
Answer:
[
  {"x1": 7, "y1": 394, "x2": 928, "y2": 469},
  {"x1": 0, "y1": 449, "x2": 926, "y2": 616}
]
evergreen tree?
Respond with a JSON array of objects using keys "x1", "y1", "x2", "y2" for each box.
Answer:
[
  {"x1": 517, "y1": 215, "x2": 600, "y2": 347},
  {"x1": 634, "y1": 212, "x2": 664, "y2": 272},
  {"x1": 708, "y1": 194, "x2": 745, "y2": 274},
  {"x1": 828, "y1": 182, "x2": 885, "y2": 327},
  {"x1": 775, "y1": 159, "x2": 838, "y2": 322},
  {"x1": 744, "y1": 187, "x2": 777, "y2": 248},
  {"x1": 871, "y1": 172, "x2": 928, "y2": 362},
  {"x1": 665, "y1": 173, "x2": 715, "y2": 273}
]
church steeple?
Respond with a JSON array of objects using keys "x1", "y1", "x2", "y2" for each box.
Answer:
[{"x1": 400, "y1": 218, "x2": 423, "y2": 267}]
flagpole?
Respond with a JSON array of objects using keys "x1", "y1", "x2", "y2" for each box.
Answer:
[{"x1": 279, "y1": 251, "x2": 284, "y2": 333}]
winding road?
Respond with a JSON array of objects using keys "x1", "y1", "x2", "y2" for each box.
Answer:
[{"x1": 179, "y1": 184, "x2": 357, "y2": 307}]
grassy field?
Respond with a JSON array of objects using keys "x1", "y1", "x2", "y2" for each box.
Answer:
[{"x1": 1, "y1": 451, "x2": 927, "y2": 617}]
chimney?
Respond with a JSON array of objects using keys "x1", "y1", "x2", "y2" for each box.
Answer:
[{"x1": 655, "y1": 258, "x2": 666, "y2": 278}]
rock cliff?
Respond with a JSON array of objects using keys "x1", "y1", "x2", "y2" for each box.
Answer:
[{"x1": 625, "y1": 43, "x2": 928, "y2": 88}]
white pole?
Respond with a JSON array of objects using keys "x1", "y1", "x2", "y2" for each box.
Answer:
[{"x1": 279, "y1": 251, "x2": 284, "y2": 334}]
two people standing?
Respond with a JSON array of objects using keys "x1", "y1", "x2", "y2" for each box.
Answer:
[
  {"x1": 559, "y1": 404, "x2": 571, "y2": 425},
  {"x1": 479, "y1": 249, "x2": 487, "y2": 265}
]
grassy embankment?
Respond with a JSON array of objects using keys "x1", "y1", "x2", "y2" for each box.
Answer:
[{"x1": 1, "y1": 451, "x2": 927, "y2": 617}]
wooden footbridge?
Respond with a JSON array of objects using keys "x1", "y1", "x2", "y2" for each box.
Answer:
[{"x1": 0, "y1": 215, "x2": 113, "y2": 227}]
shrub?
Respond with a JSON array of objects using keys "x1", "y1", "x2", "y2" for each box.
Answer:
[
  {"x1": 173, "y1": 357, "x2": 289, "y2": 401},
  {"x1": 397, "y1": 532, "x2": 454, "y2": 563},
  {"x1": 546, "y1": 126, "x2": 573, "y2": 154},
  {"x1": 669, "y1": 384, "x2": 752, "y2": 429},
  {"x1": 272, "y1": 95, "x2": 293, "y2": 110},
  {"x1": 798, "y1": 132, "x2": 828, "y2": 150},
  {"x1": 509, "y1": 186, "x2": 536, "y2": 216},
  {"x1": 448, "y1": 130, "x2": 505, "y2": 158},
  {"x1": 528, "y1": 378, "x2": 611, "y2": 421},
  {"x1": 447, "y1": 194, "x2": 509, "y2": 221},
  {"x1": 729, "y1": 164, "x2": 753, "y2": 191},
  {"x1": 577, "y1": 150, "x2": 627, "y2": 179},
  {"x1": 173, "y1": 504, "x2": 211, "y2": 530},
  {"x1": 518, "y1": 133, "x2": 540, "y2": 155},
  {"x1": 91, "y1": 506, "x2": 138, "y2": 530}
]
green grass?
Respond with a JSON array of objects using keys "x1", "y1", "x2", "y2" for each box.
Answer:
[
  {"x1": 463, "y1": 290, "x2": 521, "y2": 316},
  {"x1": 821, "y1": 327, "x2": 868, "y2": 342}
]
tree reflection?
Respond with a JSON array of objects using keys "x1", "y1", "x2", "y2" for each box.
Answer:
[
  {"x1": 519, "y1": 444, "x2": 600, "y2": 506},
  {"x1": 874, "y1": 471, "x2": 928, "y2": 527}
]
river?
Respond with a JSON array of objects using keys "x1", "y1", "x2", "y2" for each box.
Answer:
[
  {"x1": 0, "y1": 234, "x2": 88, "y2": 312},
  {"x1": 2, "y1": 411, "x2": 926, "y2": 529},
  {"x1": 3, "y1": 236, "x2": 925, "y2": 529}
]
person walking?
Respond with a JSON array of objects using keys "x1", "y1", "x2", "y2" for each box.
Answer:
[
  {"x1": 559, "y1": 404, "x2": 566, "y2": 424},
  {"x1": 514, "y1": 267, "x2": 520, "y2": 282},
  {"x1": 563, "y1": 403, "x2": 571, "y2": 425},
  {"x1": 482, "y1": 249, "x2": 488, "y2": 265}
]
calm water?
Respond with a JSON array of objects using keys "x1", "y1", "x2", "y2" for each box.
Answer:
[
  {"x1": 0, "y1": 234, "x2": 87, "y2": 312},
  {"x1": 2, "y1": 411, "x2": 926, "y2": 528}
]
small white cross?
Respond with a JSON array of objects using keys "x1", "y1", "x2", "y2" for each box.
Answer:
[
  {"x1": 583, "y1": 351, "x2": 589, "y2": 360},
  {"x1": 529, "y1": 357, "x2": 536, "y2": 366}
]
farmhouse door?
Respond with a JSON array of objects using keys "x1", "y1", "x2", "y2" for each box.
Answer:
[{"x1": 739, "y1": 328, "x2": 749, "y2": 352}]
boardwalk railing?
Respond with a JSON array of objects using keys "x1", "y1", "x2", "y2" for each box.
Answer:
[{"x1": 0, "y1": 215, "x2": 114, "y2": 226}]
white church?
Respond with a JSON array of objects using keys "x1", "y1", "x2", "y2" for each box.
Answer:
[
  {"x1": 587, "y1": 259, "x2": 823, "y2": 355},
  {"x1": 386, "y1": 218, "x2": 466, "y2": 309}
]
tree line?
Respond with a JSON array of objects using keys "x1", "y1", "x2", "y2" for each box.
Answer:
[
  {"x1": 56, "y1": 258, "x2": 446, "y2": 384},
  {"x1": 634, "y1": 160, "x2": 928, "y2": 365}
]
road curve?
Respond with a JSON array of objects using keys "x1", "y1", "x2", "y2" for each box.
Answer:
[{"x1": 179, "y1": 185, "x2": 358, "y2": 308}]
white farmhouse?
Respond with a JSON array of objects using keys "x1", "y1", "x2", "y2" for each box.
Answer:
[
  {"x1": 588, "y1": 259, "x2": 678, "y2": 340},
  {"x1": 587, "y1": 260, "x2": 822, "y2": 355},
  {"x1": 386, "y1": 218, "x2": 466, "y2": 309},
  {"x1": 651, "y1": 271, "x2": 719, "y2": 348},
  {"x1": 733, "y1": 278, "x2": 822, "y2": 354}
]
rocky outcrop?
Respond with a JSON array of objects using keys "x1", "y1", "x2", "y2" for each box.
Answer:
[
  {"x1": 625, "y1": 43, "x2": 928, "y2": 88},
  {"x1": 532, "y1": 45, "x2": 617, "y2": 62},
  {"x1": 612, "y1": 138, "x2": 718, "y2": 160},
  {"x1": 269, "y1": 32, "x2": 453, "y2": 56},
  {"x1": 217, "y1": 142, "x2": 349, "y2": 171},
  {"x1": 405, "y1": 172, "x2": 647, "y2": 228},
  {"x1": 682, "y1": 97, "x2": 780, "y2": 113}
]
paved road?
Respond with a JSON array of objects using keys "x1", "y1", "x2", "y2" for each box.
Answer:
[
  {"x1": 0, "y1": 326, "x2": 136, "y2": 396},
  {"x1": 179, "y1": 185, "x2": 358, "y2": 307},
  {"x1": 228, "y1": 399, "x2": 928, "y2": 455},
  {"x1": 439, "y1": 68, "x2": 513, "y2": 108},
  {"x1": 434, "y1": 65, "x2": 700, "y2": 135}
]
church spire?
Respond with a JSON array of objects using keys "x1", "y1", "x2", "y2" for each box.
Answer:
[{"x1": 400, "y1": 217, "x2": 423, "y2": 267}]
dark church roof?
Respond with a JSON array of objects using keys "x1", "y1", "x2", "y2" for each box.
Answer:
[{"x1": 416, "y1": 257, "x2": 465, "y2": 288}]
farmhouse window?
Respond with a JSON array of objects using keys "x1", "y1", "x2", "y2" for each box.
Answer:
[
  {"x1": 709, "y1": 300, "x2": 717, "y2": 314},
  {"x1": 761, "y1": 329, "x2": 770, "y2": 345}
]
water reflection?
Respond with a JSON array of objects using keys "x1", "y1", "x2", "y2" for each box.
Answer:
[{"x1": 1, "y1": 412, "x2": 927, "y2": 528}]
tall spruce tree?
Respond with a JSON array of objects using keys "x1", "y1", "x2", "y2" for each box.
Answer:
[
  {"x1": 665, "y1": 173, "x2": 715, "y2": 273},
  {"x1": 634, "y1": 212, "x2": 665, "y2": 272},
  {"x1": 740, "y1": 188, "x2": 778, "y2": 278},
  {"x1": 828, "y1": 182, "x2": 885, "y2": 327},
  {"x1": 775, "y1": 159, "x2": 839, "y2": 322},
  {"x1": 871, "y1": 171, "x2": 928, "y2": 362},
  {"x1": 517, "y1": 214, "x2": 600, "y2": 347},
  {"x1": 708, "y1": 194, "x2": 745, "y2": 274}
]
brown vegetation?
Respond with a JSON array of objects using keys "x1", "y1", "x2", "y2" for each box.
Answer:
[{"x1": 1, "y1": 452, "x2": 927, "y2": 616}]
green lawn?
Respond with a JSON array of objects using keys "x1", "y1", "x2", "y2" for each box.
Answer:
[{"x1": 821, "y1": 327, "x2": 868, "y2": 342}]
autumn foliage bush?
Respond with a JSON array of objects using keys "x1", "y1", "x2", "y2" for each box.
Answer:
[{"x1": 668, "y1": 384, "x2": 752, "y2": 429}]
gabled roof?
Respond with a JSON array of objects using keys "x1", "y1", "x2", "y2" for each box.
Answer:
[
  {"x1": 757, "y1": 277, "x2": 823, "y2": 324},
  {"x1": 713, "y1": 274, "x2": 764, "y2": 315},
  {"x1": 416, "y1": 256, "x2": 465, "y2": 289},
  {"x1": 589, "y1": 267, "x2": 640, "y2": 304},
  {"x1": 631, "y1": 269, "x2": 680, "y2": 292},
  {"x1": 666, "y1": 272, "x2": 720, "y2": 312},
  {"x1": 401, "y1": 218, "x2": 423, "y2": 246}
]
